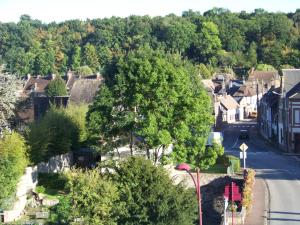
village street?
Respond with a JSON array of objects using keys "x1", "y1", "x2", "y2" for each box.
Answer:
[{"x1": 223, "y1": 121, "x2": 300, "y2": 225}]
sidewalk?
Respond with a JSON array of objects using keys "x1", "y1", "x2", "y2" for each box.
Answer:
[{"x1": 244, "y1": 178, "x2": 267, "y2": 225}]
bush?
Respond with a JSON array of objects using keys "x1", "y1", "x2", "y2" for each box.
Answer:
[
  {"x1": 0, "y1": 132, "x2": 27, "y2": 209},
  {"x1": 110, "y1": 157, "x2": 198, "y2": 225},
  {"x1": 217, "y1": 154, "x2": 240, "y2": 173},
  {"x1": 242, "y1": 169, "x2": 256, "y2": 210},
  {"x1": 46, "y1": 76, "x2": 67, "y2": 97},
  {"x1": 26, "y1": 107, "x2": 80, "y2": 164}
]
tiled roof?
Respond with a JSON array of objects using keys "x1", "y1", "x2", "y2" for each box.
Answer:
[
  {"x1": 220, "y1": 95, "x2": 239, "y2": 110},
  {"x1": 233, "y1": 85, "x2": 258, "y2": 97},
  {"x1": 248, "y1": 70, "x2": 279, "y2": 83},
  {"x1": 69, "y1": 79, "x2": 102, "y2": 104},
  {"x1": 23, "y1": 76, "x2": 52, "y2": 92}
]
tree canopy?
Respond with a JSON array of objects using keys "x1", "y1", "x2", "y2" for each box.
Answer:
[
  {"x1": 87, "y1": 47, "x2": 215, "y2": 168},
  {"x1": 1, "y1": 10, "x2": 300, "y2": 77}
]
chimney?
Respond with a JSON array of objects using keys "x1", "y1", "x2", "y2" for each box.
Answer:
[
  {"x1": 27, "y1": 74, "x2": 31, "y2": 80},
  {"x1": 52, "y1": 74, "x2": 56, "y2": 80},
  {"x1": 34, "y1": 82, "x2": 38, "y2": 91}
]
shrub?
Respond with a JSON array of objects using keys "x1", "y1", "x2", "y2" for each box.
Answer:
[
  {"x1": 46, "y1": 76, "x2": 67, "y2": 97},
  {"x1": 26, "y1": 107, "x2": 79, "y2": 164},
  {"x1": 217, "y1": 154, "x2": 240, "y2": 173},
  {"x1": 242, "y1": 169, "x2": 256, "y2": 210},
  {"x1": 62, "y1": 169, "x2": 119, "y2": 225},
  {"x1": 110, "y1": 157, "x2": 198, "y2": 225},
  {"x1": 0, "y1": 132, "x2": 27, "y2": 209}
]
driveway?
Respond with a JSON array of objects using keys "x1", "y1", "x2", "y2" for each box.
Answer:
[{"x1": 223, "y1": 121, "x2": 300, "y2": 225}]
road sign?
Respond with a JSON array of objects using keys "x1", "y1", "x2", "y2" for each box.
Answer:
[
  {"x1": 239, "y1": 143, "x2": 248, "y2": 152},
  {"x1": 240, "y1": 152, "x2": 247, "y2": 159}
]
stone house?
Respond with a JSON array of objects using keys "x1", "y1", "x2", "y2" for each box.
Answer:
[{"x1": 219, "y1": 94, "x2": 240, "y2": 123}]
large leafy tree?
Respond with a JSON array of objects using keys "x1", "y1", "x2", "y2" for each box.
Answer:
[
  {"x1": 87, "y1": 47, "x2": 214, "y2": 168},
  {"x1": 0, "y1": 73, "x2": 23, "y2": 131},
  {"x1": 109, "y1": 157, "x2": 198, "y2": 225},
  {"x1": 82, "y1": 43, "x2": 100, "y2": 72}
]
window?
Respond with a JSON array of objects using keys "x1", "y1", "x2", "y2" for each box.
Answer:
[{"x1": 294, "y1": 109, "x2": 300, "y2": 125}]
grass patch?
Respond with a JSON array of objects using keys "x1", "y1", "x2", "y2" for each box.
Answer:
[
  {"x1": 37, "y1": 173, "x2": 68, "y2": 197},
  {"x1": 202, "y1": 164, "x2": 227, "y2": 174}
]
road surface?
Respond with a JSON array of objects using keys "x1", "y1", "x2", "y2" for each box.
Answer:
[{"x1": 223, "y1": 121, "x2": 300, "y2": 225}]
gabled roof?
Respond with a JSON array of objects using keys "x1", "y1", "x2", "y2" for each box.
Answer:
[
  {"x1": 23, "y1": 76, "x2": 52, "y2": 92},
  {"x1": 261, "y1": 87, "x2": 280, "y2": 106},
  {"x1": 286, "y1": 81, "x2": 300, "y2": 99},
  {"x1": 248, "y1": 70, "x2": 279, "y2": 83},
  {"x1": 232, "y1": 84, "x2": 258, "y2": 97},
  {"x1": 220, "y1": 95, "x2": 239, "y2": 110},
  {"x1": 69, "y1": 79, "x2": 102, "y2": 104}
]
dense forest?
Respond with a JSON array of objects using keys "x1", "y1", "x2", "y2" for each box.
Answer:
[{"x1": 1, "y1": 8, "x2": 300, "y2": 78}]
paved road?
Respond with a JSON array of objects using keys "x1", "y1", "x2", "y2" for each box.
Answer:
[{"x1": 223, "y1": 121, "x2": 300, "y2": 225}]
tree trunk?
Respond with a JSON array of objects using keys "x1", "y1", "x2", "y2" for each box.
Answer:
[{"x1": 130, "y1": 131, "x2": 133, "y2": 156}]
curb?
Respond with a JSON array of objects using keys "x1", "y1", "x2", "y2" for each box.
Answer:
[{"x1": 263, "y1": 179, "x2": 271, "y2": 225}]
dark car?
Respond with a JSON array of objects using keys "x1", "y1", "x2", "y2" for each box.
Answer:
[{"x1": 239, "y1": 129, "x2": 249, "y2": 139}]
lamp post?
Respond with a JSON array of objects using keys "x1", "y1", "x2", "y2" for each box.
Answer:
[{"x1": 176, "y1": 163, "x2": 202, "y2": 225}]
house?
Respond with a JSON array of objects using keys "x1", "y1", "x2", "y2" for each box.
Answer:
[
  {"x1": 230, "y1": 82, "x2": 263, "y2": 119},
  {"x1": 277, "y1": 69, "x2": 300, "y2": 152},
  {"x1": 248, "y1": 69, "x2": 280, "y2": 93},
  {"x1": 259, "y1": 87, "x2": 280, "y2": 140},
  {"x1": 18, "y1": 71, "x2": 103, "y2": 123},
  {"x1": 219, "y1": 94, "x2": 240, "y2": 123}
]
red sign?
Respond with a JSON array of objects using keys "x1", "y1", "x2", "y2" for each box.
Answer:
[{"x1": 224, "y1": 183, "x2": 242, "y2": 201}]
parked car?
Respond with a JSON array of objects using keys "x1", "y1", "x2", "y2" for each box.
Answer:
[{"x1": 239, "y1": 130, "x2": 249, "y2": 139}]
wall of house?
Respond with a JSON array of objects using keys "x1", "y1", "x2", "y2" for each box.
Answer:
[{"x1": 227, "y1": 109, "x2": 237, "y2": 123}]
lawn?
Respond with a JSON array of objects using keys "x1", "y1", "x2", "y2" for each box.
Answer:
[{"x1": 36, "y1": 173, "x2": 68, "y2": 198}]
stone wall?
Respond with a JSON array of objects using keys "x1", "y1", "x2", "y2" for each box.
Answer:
[
  {"x1": 37, "y1": 152, "x2": 73, "y2": 173},
  {"x1": 2, "y1": 166, "x2": 38, "y2": 223},
  {"x1": 2, "y1": 152, "x2": 73, "y2": 223}
]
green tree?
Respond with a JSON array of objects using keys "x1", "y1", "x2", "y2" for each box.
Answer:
[
  {"x1": 46, "y1": 76, "x2": 67, "y2": 97},
  {"x1": 26, "y1": 107, "x2": 79, "y2": 164},
  {"x1": 197, "y1": 63, "x2": 212, "y2": 79},
  {"x1": 76, "y1": 65, "x2": 93, "y2": 76},
  {"x1": 64, "y1": 169, "x2": 119, "y2": 225},
  {"x1": 256, "y1": 63, "x2": 276, "y2": 71},
  {"x1": 83, "y1": 43, "x2": 100, "y2": 72},
  {"x1": 191, "y1": 21, "x2": 222, "y2": 63},
  {"x1": 110, "y1": 157, "x2": 197, "y2": 225},
  {"x1": 87, "y1": 47, "x2": 214, "y2": 167},
  {"x1": 70, "y1": 45, "x2": 81, "y2": 70},
  {"x1": 0, "y1": 132, "x2": 27, "y2": 209}
]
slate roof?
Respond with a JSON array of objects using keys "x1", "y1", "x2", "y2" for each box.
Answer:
[{"x1": 286, "y1": 81, "x2": 300, "y2": 99}]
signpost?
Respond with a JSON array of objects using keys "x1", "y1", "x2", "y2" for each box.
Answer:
[{"x1": 239, "y1": 143, "x2": 248, "y2": 170}]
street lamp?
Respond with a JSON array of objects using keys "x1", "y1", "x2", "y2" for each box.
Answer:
[{"x1": 175, "y1": 163, "x2": 203, "y2": 225}]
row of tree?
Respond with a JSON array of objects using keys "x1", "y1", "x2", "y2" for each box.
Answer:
[{"x1": 1, "y1": 9, "x2": 300, "y2": 77}]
